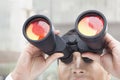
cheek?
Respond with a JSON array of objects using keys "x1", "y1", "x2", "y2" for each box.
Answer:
[
  {"x1": 58, "y1": 68, "x2": 71, "y2": 80},
  {"x1": 88, "y1": 63, "x2": 108, "y2": 80},
  {"x1": 58, "y1": 62, "x2": 72, "y2": 80}
]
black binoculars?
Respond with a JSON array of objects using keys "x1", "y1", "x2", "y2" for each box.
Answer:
[{"x1": 23, "y1": 10, "x2": 107, "y2": 64}]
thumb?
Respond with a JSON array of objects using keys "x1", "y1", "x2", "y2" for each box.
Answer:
[{"x1": 46, "y1": 53, "x2": 64, "y2": 65}]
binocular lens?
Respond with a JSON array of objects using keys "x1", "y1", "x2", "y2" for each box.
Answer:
[
  {"x1": 26, "y1": 19, "x2": 50, "y2": 40},
  {"x1": 78, "y1": 15, "x2": 104, "y2": 36}
]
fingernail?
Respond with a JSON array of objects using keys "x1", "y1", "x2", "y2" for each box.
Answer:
[{"x1": 57, "y1": 53, "x2": 64, "y2": 57}]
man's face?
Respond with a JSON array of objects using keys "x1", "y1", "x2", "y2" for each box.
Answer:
[{"x1": 58, "y1": 52, "x2": 110, "y2": 80}]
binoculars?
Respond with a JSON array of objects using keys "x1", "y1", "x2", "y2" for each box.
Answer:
[{"x1": 23, "y1": 10, "x2": 107, "y2": 64}]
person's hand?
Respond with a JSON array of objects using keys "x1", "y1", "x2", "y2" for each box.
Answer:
[
  {"x1": 11, "y1": 30, "x2": 64, "y2": 80},
  {"x1": 82, "y1": 33, "x2": 120, "y2": 79}
]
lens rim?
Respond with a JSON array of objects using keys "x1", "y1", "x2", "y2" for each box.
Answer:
[
  {"x1": 23, "y1": 15, "x2": 53, "y2": 43},
  {"x1": 75, "y1": 10, "x2": 107, "y2": 40}
]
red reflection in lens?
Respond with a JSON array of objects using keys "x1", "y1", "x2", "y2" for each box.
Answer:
[
  {"x1": 78, "y1": 16, "x2": 104, "y2": 36},
  {"x1": 32, "y1": 22, "x2": 44, "y2": 35},
  {"x1": 26, "y1": 20, "x2": 50, "y2": 40}
]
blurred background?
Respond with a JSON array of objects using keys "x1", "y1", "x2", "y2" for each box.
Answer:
[{"x1": 0, "y1": 0, "x2": 120, "y2": 80}]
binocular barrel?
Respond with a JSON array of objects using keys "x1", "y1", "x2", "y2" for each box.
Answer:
[
  {"x1": 75, "y1": 10, "x2": 107, "y2": 53},
  {"x1": 23, "y1": 15, "x2": 71, "y2": 63},
  {"x1": 23, "y1": 10, "x2": 107, "y2": 64},
  {"x1": 23, "y1": 15, "x2": 56, "y2": 55}
]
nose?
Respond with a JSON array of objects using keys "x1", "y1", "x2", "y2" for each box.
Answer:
[
  {"x1": 72, "y1": 52, "x2": 86, "y2": 74},
  {"x1": 72, "y1": 68, "x2": 86, "y2": 74}
]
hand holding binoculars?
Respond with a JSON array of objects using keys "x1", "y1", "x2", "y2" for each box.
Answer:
[{"x1": 23, "y1": 10, "x2": 107, "y2": 64}]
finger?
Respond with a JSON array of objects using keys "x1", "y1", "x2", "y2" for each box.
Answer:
[
  {"x1": 104, "y1": 33, "x2": 117, "y2": 43},
  {"x1": 82, "y1": 52, "x2": 101, "y2": 63},
  {"x1": 24, "y1": 43, "x2": 43, "y2": 57},
  {"x1": 104, "y1": 33, "x2": 119, "y2": 49},
  {"x1": 54, "y1": 30, "x2": 60, "y2": 35},
  {"x1": 100, "y1": 52, "x2": 113, "y2": 72},
  {"x1": 46, "y1": 53, "x2": 64, "y2": 65}
]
